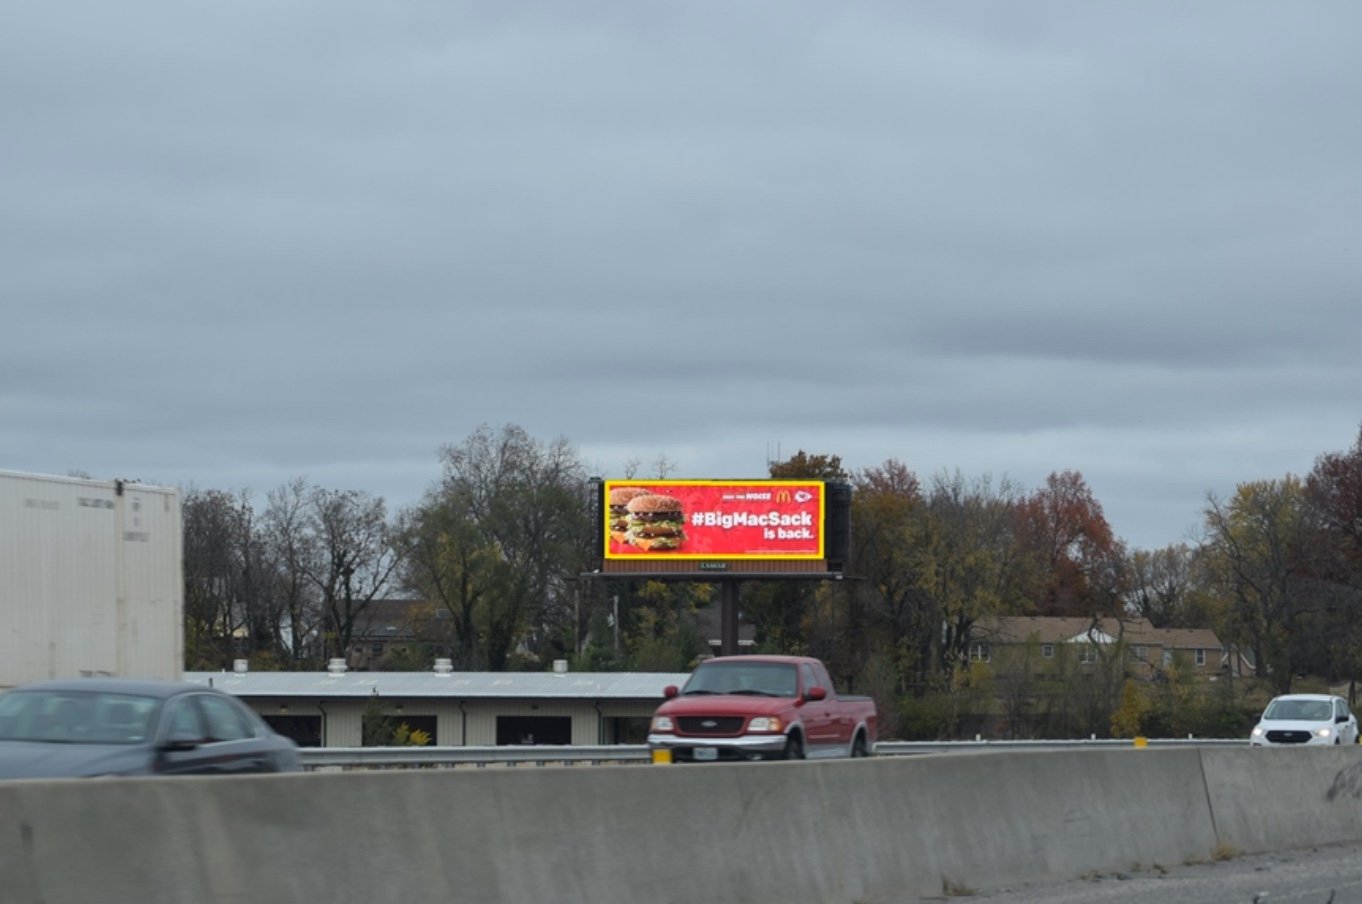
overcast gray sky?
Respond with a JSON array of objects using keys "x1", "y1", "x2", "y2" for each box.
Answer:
[{"x1": 4, "y1": 2, "x2": 1359, "y2": 551}]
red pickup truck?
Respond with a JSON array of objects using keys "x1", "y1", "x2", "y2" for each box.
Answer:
[{"x1": 647, "y1": 654, "x2": 877, "y2": 762}]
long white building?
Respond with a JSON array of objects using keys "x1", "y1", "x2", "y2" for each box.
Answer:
[{"x1": 186, "y1": 659, "x2": 688, "y2": 748}]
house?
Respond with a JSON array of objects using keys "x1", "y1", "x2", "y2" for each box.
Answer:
[
  {"x1": 695, "y1": 605, "x2": 757, "y2": 657},
  {"x1": 345, "y1": 598, "x2": 439, "y2": 670},
  {"x1": 968, "y1": 616, "x2": 1238, "y2": 679}
]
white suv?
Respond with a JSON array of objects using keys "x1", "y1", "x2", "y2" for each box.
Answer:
[{"x1": 1250, "y1": 694, "x2": 1359, "y2": 747}]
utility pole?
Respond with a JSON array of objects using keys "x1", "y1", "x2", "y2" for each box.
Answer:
[{"x1": 720, "y1": 580, "x2": 740, "y2": 656}]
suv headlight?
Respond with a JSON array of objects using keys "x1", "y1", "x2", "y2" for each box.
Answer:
[
  {"x1": 651, "y1": 716, "x2": 674, "y2": 732},
  {"x1": 1250, "y1": 726, "x2": 1265, "y2": 738},
  {"x1": 748, "y1": 716, "x2": 783, "y2": 733},
  {"x1": 1316, "y1": 727, "x2": 1333, "y2": 738}
]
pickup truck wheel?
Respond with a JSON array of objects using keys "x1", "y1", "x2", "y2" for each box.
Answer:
[
  {"x1": 783, "y1": 735, "x2": 805, "y2": 760},
  {"x1": 850, "y1": 733, "x2": 870, "y2": 757}
]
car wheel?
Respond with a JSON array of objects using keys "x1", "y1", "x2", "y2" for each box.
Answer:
[
  {"x1": 783, "y1": 734, "x2": 805, "y2": 760},
  {"x1": 851, "y1": 733, "x2": 871, "y2": 757}
]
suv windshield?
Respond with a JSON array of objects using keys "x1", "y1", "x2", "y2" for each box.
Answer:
[{"x1": 1263, "y1": 699, "x2": 1332, "y2": 722}]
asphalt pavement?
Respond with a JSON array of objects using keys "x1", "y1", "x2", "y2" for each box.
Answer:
[{"x1": 893, "y1": 842, "x2": 1362, "y2": 904}]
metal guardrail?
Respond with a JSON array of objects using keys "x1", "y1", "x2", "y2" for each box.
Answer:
[
  {"x1": 873, "y1": 737, "x2": 1247, "y2": 756},
  {"x1": 298, "y1": 737, "x2": 1247, "y2": 770},
  {"x1": 300, "y1": 744, "x2": 653, "y2": 770}
]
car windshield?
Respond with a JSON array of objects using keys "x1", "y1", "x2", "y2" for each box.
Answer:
[
  {"x1": 0, "y1": 690, "x2": 158, "y2": 744},
  {"x1": 1263, "y1": 699, "x2": 1332, "y2": 722},
  {"x1": 682, "y1": 662, "x2": 798, "y2": 697}
]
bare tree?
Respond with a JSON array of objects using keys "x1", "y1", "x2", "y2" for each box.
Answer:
[
  {"x1": 265, "y1": 479, "x2": 399, "y2": 664},
  {"x1": 263, "y1": 480, "x2": 322, "y2": 664},
  {"x1": 182, "y1": 488, "x2": 248, "y2": 669},
  {"x1": 651, "y1": 453, "x2": 676, "y2": 479},
  {"x1": 181, "y1": 488, "x2": 293, "y2": 669},
  {"x1": 1126, "y1": 543, "x2": 1211, "y2": 628}
]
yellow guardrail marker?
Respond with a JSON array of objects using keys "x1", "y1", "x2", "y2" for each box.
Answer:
[
  {"x1": 651, "y1": 749, "x2": 673, "y2": 764},
  {"x1": 1133, "y1": 737, "x2": 1148, "y2": 748}
]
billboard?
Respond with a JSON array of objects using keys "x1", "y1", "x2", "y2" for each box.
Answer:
[{"x1": 604, "y1": 480, "x2": 824, "y2": 560}]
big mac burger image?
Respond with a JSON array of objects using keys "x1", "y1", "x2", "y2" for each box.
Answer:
[
  {"x1": 624, "y1": 493, "x2": 686, "y2": 551},
  {"x1": 608, "y1": 486, "x2": 653, "y2": 543}
]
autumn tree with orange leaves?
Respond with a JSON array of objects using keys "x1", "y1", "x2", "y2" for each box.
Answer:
[
  {"x1": 1302, "y1": 426, "x2": 1362, "y2": 690},
  {"x1": 1013, "y1": 470, "x2": 1127, "y2": 617}
]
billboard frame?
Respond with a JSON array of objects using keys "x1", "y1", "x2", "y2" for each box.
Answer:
[{"x1": 583, "y1": 478, "x2": 853, "y2": 654}]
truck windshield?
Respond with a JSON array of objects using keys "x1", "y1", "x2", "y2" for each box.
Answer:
[{"x1": 682, "y1": 662, "x2": 798, "y2": 697}]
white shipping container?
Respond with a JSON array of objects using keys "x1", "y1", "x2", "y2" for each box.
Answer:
[{"x1": 0, "y1": 469, "x2": 184, "y2": 688}]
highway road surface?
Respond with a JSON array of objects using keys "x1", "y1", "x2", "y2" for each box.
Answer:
[{"x1": 895, "y1": 842, "x2": 1362, "y2": 904}]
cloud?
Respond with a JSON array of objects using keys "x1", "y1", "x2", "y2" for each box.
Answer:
[{"x1": 3, "y1": 1, "x2": 1360, "y2": 551}]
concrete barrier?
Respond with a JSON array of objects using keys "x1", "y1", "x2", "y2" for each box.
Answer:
[
  {"x1": 2, "y1": 747, "x2": 1361, "y2": 904},
  {"x1": 812, "y1": 748, "x2": 1219, "y2": 898},
  {"x1": 1199, "y1": 746, "x2": 1362, "y2": 854}
]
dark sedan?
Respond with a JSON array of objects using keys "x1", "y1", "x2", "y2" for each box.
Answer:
[{"x1": 0, "y1": 678, "x2": 301, "y2": 779}]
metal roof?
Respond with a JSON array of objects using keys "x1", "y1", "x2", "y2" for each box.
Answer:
[
  {"x1": 12, "y1": 677, "x2": 213, "y2": 698},
  {"x1": 184, "y1": 670, "x2": 691, "y2": 700}
]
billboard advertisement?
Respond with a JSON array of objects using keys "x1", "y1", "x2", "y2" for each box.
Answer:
[{"x1": 604, "y1": 480, "x2": 824, "y2": 560}]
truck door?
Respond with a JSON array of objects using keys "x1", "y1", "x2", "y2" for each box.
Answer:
[
  {"x1": 799, "y1": 662, "x2": 838, "y2": 755},
  {"x1": 813, "y1": 660, "x2": 856, "y2": 748}
]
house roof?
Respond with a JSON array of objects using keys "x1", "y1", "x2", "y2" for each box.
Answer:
[
  {"x1": 184, "y1": 669, "x2": 691, "y2": 700},
  {"x1": 1152, "y1": 627, "x2": 1223, "y2": 650},
  {"x1": 349, "y1": 598, "x2": 436, "y2": 642},
  {"x1": 974, "y1": 617, "x2": 1222, "y2": 650}
]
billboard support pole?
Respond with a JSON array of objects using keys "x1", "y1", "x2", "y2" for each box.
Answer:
[{"x1": 720, "y1": 580, "x2": 740, "y2": 657}]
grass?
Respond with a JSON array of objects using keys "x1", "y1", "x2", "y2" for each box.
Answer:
[
  {"x1": 942, "y1": 876, "x2": 977, "y2": 896},
  {"x1": 1212, "y1": 842, "x2": 1239, "y2": 861},
  {"x1": 1184, "y1": 843, "x2": 1239, "y2": 867}
]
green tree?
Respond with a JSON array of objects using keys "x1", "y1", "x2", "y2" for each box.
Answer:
[
  {"x1": 767, "y1": 450, "x2": 848, "y2": 480},
  {"x1": 1201, "y1": 478, "x2": 1309, "y2": 693},
  {"x1": 361, "y1": 697, "x2": 394, "y2": 746},
  {"x1": 920, "y1": 471, "x2": 1023, "y2": 690},
  {"x1": 572, "y1": 607, "x2": 625, "y2": 672},
  {"x1": 398, "y1": 424, "x2": 594, "y2": 670},
  {"x1": 1043, "y1": 632, "x2": 1127, "y2": 738},
  {"x1": 848, "y1": 459, "x2": 925, "y2": 691},
  {"x1": 626, "y1": 580, "x2": 708, "y2": 671},
  {"x1": 741, "y1": 449, "x2": 851, "y2": 658},
  {"x1": 395, "y1": 499, "x2": 500, "y2": 669},
  {"x1": 391, "y1": 723, "x2": 432, "y2": 746}
]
